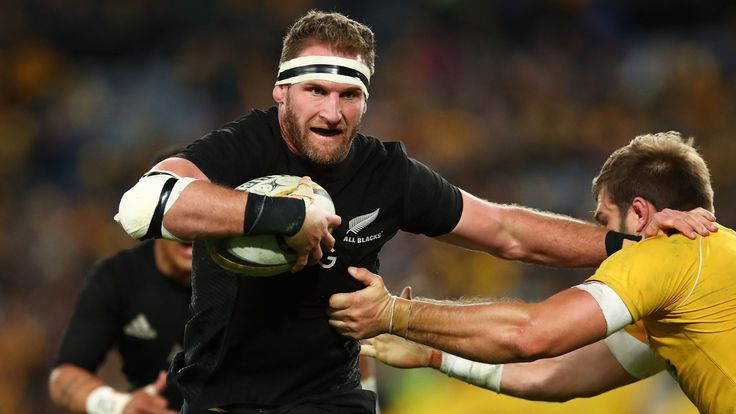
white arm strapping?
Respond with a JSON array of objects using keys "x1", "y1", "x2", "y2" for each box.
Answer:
[
  {"x1": 440, "y1": 352, "x2": 503, "y2": 393},
  {"x1": 85, "y1": 386, "x2": 130, "y2": 414},
  {"x1": 605, "y1": 329, "x2": 665, "y2": 379},
  {"x1": 115, "y1": 171, "x2": 197, "y2": 241},
  {"x1": 574, "y1": 282, "x2": 633, "y2": 335}
]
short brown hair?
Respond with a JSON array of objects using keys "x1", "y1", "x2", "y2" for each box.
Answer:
[
  {"x1": 592, "y1": 131, "x2": 714, "y2": 214},
  {"x1": 280, "y1": 10, "x2": 376, "y2": 75}
]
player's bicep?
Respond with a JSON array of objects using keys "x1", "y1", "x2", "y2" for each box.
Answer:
[{"x1": 154, "y1": 157, "x2": 210, "y2": 181}]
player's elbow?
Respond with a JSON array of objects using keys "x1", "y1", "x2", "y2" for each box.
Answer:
[{"x1": 505, "y1": 322, "x2": 558, "y2": 362}]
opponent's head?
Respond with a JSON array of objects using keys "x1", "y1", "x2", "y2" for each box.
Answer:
[
  {"x1": 592, "y1": 131, "x2": 714, "y2": 234},
  {"x1": 273, "y1": 10, "x2": 375, "y2": 167}
]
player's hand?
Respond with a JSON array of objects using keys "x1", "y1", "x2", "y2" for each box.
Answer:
[
  {"x1": 641, "y1": 207, "x2": 717, "y2": 240},
  {"x1": 328, "y1": 267, "x2": 394, "y2": 339},
  {"x1": 286, "y1": 177, "x2": 341, "y2": 272},
  {"x1": 123, "y1": 371, "x2": 178, "y2": 414},
  {"x1": 361, "y1": 334, "x2": 435, "y2": 369},
  {"x1": 359, "y1": 285, "x2": 435, "y2": 369}
]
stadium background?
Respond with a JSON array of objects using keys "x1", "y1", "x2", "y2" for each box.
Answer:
[{"x1": 2, "y1": 0, "x2": 735, "y2": 412}]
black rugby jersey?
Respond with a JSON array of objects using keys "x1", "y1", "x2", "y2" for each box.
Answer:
[
  {"x1": 55, "y1": 240, "x2": 191, "y2": 409},
  {"x1": 172, "y1": 107, "x2": 463, "y2": 410}
]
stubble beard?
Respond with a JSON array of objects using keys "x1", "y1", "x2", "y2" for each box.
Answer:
[{"x1": 282, "y1": 100, "x2": 359, "y2": 167}]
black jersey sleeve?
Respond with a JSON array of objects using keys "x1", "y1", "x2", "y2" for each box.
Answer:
[
  {"x1": 177, "y1": 109, "x2": 277, "y2": 187},
  {"x1": 54, "y1": 261, "x2": 122, "y2": 371},
  {"x1": 401, "y1": 155, "x2": 463, "y2": 237}
]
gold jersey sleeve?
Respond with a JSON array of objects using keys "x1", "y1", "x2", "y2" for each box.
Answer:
[{"x1": 586, "y1": 224, "x2": 736, "y2": 413}]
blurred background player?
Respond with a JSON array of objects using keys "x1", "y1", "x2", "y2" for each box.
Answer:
[
  {"x1": 49, "y1": 148, "x2": 193, "y2": 414},
  {"x1": 49, "y1": 237, "x2": 191, "y2": 414}
]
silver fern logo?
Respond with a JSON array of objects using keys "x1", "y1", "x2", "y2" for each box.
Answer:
[{"x1": 348, "y1": 209, "x2": 380, "y2": 234}]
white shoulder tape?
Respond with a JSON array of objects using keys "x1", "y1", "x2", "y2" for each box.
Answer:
[
  {"x1": 605, "y1": 329, "x2": 664, "y2": 379},
  {"x1": 574, "y1": 282, "x2": 633, "y2": 335}
]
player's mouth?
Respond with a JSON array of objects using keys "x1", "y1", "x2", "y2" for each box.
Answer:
[
  {"x1": 179, "y1": 242, "x2": 194, "y2": 257},
  {"x1": 310, "y1": 127, "x2": 343, "y2": 138}
]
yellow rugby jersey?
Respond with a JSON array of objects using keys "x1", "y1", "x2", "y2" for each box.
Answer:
[{"x1": 587, "y1": 224, "x2": 736, "y2": 413}]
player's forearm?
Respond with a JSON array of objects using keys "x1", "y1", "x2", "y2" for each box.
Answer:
[
  {"x1": 501, "y1": 341, "x2": 639, "y2": 401},
  {"x1": 49, "y1": 365, "x2": 106, "y2": 413},
  {"x1": 495, "y1": 205, "x2": 607, "y2": 267},
  {"x1": 445, "y1": 192, "x2": 607, "y2": 267},
  {"x1": 162, "y1": 180, "x2": 248, "y2": 239},
  {"x1": 398, "y1": 299, "x2": 543, "y2": 364}
]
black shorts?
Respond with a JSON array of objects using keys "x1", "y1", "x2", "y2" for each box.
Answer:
[{"x1": 181, "y1": 388, "x2": 376, "y2": 414}]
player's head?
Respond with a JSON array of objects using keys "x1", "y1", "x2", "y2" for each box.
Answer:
[
  {"x1": 155, "y1": 239, "x2": 192, "y2": 284},
  {"x1": 592, "y1": 131, "x2": 714, "y2": 233},
  {"x1": 273, "y1": 10, "x2": 375, "y2": 167}
]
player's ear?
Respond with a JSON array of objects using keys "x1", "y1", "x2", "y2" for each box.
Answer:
[
  {"x1": 273, "y1": 85, "x2": 287, "y2": 104},
  {"x1": 632, "y1": 197, "x2": 652, "y2": 233}
]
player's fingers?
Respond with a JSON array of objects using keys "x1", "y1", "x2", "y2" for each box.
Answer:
[
  {"x1": 309, "y1": 246, "x2": 323, "y2": 265},
  {"x1": 347, "y1": 267, "x2": 379, "y2": 286},
  {"x1": 291, "y1": 254, "x2": 309, "y2": 273},
  {"x1": 691, "y1": 207, "x2": 716, "y2": 222},
  {"x1": 321, "y1": 231, "x2": 336, "y2": 253},
  {"x1": 328, "y1": 292, "x2": 352, "y2": 309},
  {"x1": 399, "y1": 286, "x2": 412, "y2": 300},
  {"x1": 327, "y1": 213, "x2": 342, "y2": 228},
  {"x1": 293, "y1": 177, "x2": 315, "y2": 198},
  {"x1": 153, "y1": 371, "x2": 167, "y2": 394},
  {"x1": 360, "y1": 343, "x2": 377, "y2": 358}
]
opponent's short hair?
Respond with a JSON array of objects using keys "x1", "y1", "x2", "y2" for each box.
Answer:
[
  {"x1": 280, "y1": 10, "x2": 376, "y2": 76},
  {"x1": 592, "y1": 131, "x2": 714, "y2": 214}
]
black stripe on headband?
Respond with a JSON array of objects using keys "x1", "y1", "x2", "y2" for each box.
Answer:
[{"x1": 277, "y1": 64, "x2": 370, "y2": 87}]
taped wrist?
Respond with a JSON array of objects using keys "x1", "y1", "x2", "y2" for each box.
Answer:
[
  {"x1": 85, "y1": 386, "x2": 131, "y2": 414},
  {"x1": 605, "y1": 231, "x2": 642, "y2": 256},
  {"x1": 243, "y1": 193, "x2": 306, "y2": 236},
  {"x1": 440, "y1": 353, "x2": 503, "y2": 393}
]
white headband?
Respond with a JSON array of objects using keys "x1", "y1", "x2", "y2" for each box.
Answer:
[{"x1": 275, "y1": 56, "x2": 372, "y2": 98}]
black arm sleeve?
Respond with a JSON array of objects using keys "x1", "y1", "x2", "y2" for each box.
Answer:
[{"x1": 54, "y1": 262, "x2": 122, "y2": 371}]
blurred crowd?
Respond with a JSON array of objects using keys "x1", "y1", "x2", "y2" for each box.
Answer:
[{"x1": 1, "y1": 1, "x2": 734, "y2": 413}]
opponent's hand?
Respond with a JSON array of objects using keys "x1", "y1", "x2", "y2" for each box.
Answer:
[
  {"x1": 328, "y1": 267, "x2": 393, "y2": 339},
  {"x1": 123, "y1": 371, "x2": 178, "y2": 414},
  {"x1": 641, "y1": 207, "x2": 717, "y2": 240},
  {"x1": 286, "y1": 177, "x2": 341, "y2": 272},
  {"x1": 359, "y1": 286, "x2": 435, "y2": 369},
  {"x1": 361, "y1": 335, "x2": 435, "y2": 369}
]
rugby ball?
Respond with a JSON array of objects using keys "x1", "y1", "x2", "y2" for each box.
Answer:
[{"x1": 207, "y1": 175, "x2": 335, "y2": 276}]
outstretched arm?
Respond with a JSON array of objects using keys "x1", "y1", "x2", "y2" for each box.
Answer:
[
  {"x1": 361, "y1": 332, "x2": 653, "y2": 402},
  {"x1": 441, "y1": 191, "x2": 717, "y2": 267},
  {"x1": 329, "y1": 268, "x2": 612, "y2": 364}
]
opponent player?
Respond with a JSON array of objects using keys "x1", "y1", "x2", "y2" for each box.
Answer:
[
  {"x1": 49, "y1": 238, "x2": 191, "y2": 414},
  {"x1": 114, "y1": 11, "x2": 715, "y2": 414},
  {"x1": 328, "y1": 132, "x2": 734, "y2": 413}
]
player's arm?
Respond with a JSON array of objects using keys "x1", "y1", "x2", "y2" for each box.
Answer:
[
  {"x1": 329, "y1": 268, "x2": 630, "y2": 365},
  {"x1": 362, "y1": 330, "x2": 659, "y2": 402},
  {"x1": 438, "y1": 190, "x2": 716, "y2": 267},
  {"x1": 115, "y1": 157, "x2": 340, "y2": 270},
  {"x1": 49, "y1": 365, "x2": 177, "y2": 414}
]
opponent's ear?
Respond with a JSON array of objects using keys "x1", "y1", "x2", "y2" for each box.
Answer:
[
  {"x1": 632, "y1": 197, "x2": 652, "y2": 233},
  {"x1": 273, "y1": 85, "x2": 287, "y2": 104}
]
